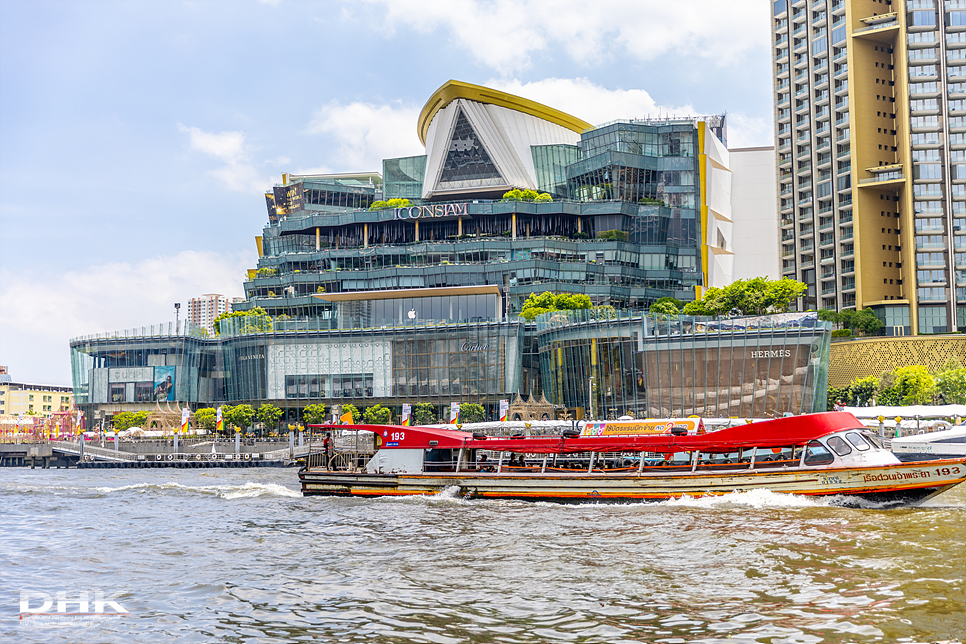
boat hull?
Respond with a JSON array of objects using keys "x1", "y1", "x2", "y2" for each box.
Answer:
[{"x1": 300, "y1": 458, "x2": 966, "y2": 506}]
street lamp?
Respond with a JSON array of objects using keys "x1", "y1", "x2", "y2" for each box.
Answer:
[
  {"x1": 588, "y1": 375, "x2": 595, "y2": 421},
  {"x1": 174, "y1": 302, "x2": 181, "y2": 333}
]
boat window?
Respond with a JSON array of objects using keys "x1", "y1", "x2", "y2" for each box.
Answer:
[
  {"x1": 826, "y1": 436, "x2": 852, "y2": 456},
  {"x1": 803, "y1": 440, "x2": 835, "y2": 466},
  {"x1": 846, "y1": 432, "x2": 870, "y2": 451}
]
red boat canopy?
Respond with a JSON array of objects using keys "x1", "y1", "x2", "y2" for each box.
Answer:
[{"x1": 309, "y1": 413, "x2": 864, "y2": 454}]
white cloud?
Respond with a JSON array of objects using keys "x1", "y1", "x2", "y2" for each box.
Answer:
[
  {"x1": 485, "y1": 77, "x2": 696, "y2": 128},
  {"x1": 0, "y1": 250, "x2": 254, "y2": 385},
  {"x1": 724, "y1": 113, "x2": 774, "y2": 149},
  {"x1": 179, "y1": 124, "x2": 272, "y2": 193},
  {"x1": 179, "y1": 125, "x2": 247, "y2": 164},
  {"x1": 305, "y1": 100, "x2": 423, "y2": 171},
  {"x1": 361, "y1": 0, "x2": 768, "y2": 73}
]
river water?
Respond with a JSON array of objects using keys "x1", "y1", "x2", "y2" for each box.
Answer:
[{"x1": 1, "y1": 467, "x2": 963, "y2": 644}]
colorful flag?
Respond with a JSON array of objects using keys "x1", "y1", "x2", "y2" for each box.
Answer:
[
  {"x1": 216, "y1": 406, "x2": 223, "y2": 433},
  {"x1": 181, "y1": 407, "x2": 190, "y2": 433},
  {"x1": 340, "y1": 409, "x2": 354, "y2": 424},
  {"x1": 499, "y1": 399, "x2": 509, "y2": 422},
  {"x1": 401, "y1": 403, "x2": 411, "y2": 426},
  {"x1": 450, "y1": 402, "x2": 460, "y2": 424}
]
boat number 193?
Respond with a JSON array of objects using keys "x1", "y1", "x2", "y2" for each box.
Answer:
[
  {"x1": 390, "y1": 432, "x2": 405, "y2": 441},
  {"x1": 935, "y1": 466, "x2": 961, "y2": 476}
]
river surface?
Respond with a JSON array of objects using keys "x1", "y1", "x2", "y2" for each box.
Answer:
[{"x1": 0, "y1": 467, "x2": 963, "y2": 644}]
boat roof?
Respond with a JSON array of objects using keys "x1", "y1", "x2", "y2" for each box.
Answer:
[{"x1": 312, "y1": 412, "x2": 865, "y2": 454}]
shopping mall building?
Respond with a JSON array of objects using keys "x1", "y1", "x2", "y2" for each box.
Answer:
[{"x1": 70, "y1": 81, "x2": 830, "y2": 423}]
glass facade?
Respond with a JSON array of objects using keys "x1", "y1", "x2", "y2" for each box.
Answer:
[
  {"x1": 71, "y1": 311, "x2": 830, "y2": 422},
  {"x1": 383, "y1": 155, "x2": 426, "y2": 200},
  {"x1": 438, "y1": 109, "x2": 504, "y2": 190},
  {"x1": 531, "y1": 144, "x2": 580, "y2": 198},
  {"x1": 538, "y1": 311, "x2": 830, "y2": 419}
]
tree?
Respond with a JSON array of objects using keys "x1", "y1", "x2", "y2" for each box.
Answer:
[
  {"x1": 681, "y1": 277, "x2": 807, "y2": 317},
  {"x1": 827, "y1": 385, "x2": 851, "y2": 411},
  {"x1": 817, "y1": 308, "x2": 840, "y2": 327},
  {"x1": 194, "y1": 408, "x2": 217, "y2": 431},
  {"x1": 649, "y1": 298, "x2": 680, "y2": 316},
  {"x1": 502, "y1": 189, "x2": 550, "y2": 202},
  {"x1": 412, "y1": 403, "x2": 437, "y2": 426},
  {"x1": 257, "y1": 403, "x2": 283, "y2": 435},
  {"x1": 839, "y1": 309, "x2": 883, "y2": 336},
  {"x1": 363, "y1": 404, "x2": 392, "y2": 425},
  {"x1": 681, "y1": 299, "x2": 710, "y2": 316},
  {"x1": 339, "y1": 403, "x2": 360, "y2": 424},
  {"x1": 302, "y1": 403, "x2": 327, "y2": 426},
  {"x1": 519, "y1": 291, "x2": 593, "y2": 321},
  {"x1": 935, "y1": 362, "x2": 966, "y2": 404},
  {"x1": 849, "y1": 375, "x2": 879, "y2": 407},
  {"x1": 227, "y1": 404, "x2": 256, "y2": 433},
  {"x1": 369, "y1": 198, "x2": 411, "y2": 211},
  {"x1": 880, "y1": 365, "x2": 936, "y2": 406},
  {"x1": 459, "y1": 403, "x2": 485, "y2": 424},
  {"x1": 213, "y1": 307, "x2": 272, "y2": 335}
]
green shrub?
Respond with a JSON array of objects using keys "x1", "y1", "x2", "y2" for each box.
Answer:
[
  {"x1": 831, "y1": 329, "x2": 852, "y2": 338},
  {"x1": 460, "y1": 403, "x2": 485, "y2": 424}
]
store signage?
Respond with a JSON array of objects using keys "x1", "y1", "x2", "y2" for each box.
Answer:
[
  {"x1": 459, "y1": 341, "x2": 488, "y2": 352},
  {"x1": 749, "y1": 349, "x2": 792, "y2": 359},
  {"x1": 393, "y1": 203, "x2": 467, "y2": 220},
  {"x1": 238, "y1": 353, "x2": 265, "y2": 362}
]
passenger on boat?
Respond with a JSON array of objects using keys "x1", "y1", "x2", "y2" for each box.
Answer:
[{"x1": 478, "y1": 454, "x2": 493, "y2": 472}]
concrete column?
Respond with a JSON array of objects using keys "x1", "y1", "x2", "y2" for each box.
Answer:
[
  {"x1": 315, "y1": 227, "x2": 320, "y2": 251},
  {"x1": 512, "y1": 213, "x2": 517, "y2": 239},
  {"x1": 364, "y1": 223, "x2": 369, "y2": 248},
  {"x1": 526, "y1": 221, "x2": 530, "y2": 239},
  {"x1": 577, "y1": 218, "x2": 582, "y2": 234},
  {"x1": 458, "y1": 217, "x2": 463, "y2": 236},
  {"x1": 415, "y1": 220, "x2": 419, "y2": 242}
]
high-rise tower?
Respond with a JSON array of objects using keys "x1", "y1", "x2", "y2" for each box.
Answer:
[{"x1": 773, "y1": 0, "x2": 966, "y2": 334}]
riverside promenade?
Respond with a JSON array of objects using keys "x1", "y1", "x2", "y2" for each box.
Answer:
[{"x1": 0, "y1": 436, "x2": 312, "y2": 468}]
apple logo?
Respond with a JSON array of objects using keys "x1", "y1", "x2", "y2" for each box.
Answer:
[{"x1": 407, "y1": 309, "x2": 416, "y2": 320}]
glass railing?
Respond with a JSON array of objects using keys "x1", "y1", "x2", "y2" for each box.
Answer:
[{"x1": 859, "y1": 172, "x2": 904, "y2": 184}]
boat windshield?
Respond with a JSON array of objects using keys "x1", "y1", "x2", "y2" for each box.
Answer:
[
  {"x1": 826, "y1": 435, "x2": 853, "y2": 457},
  {"x1": 803, "y1": 440, "x2": 835, "y2": 466},
  {"x1": 864, "y1": 433, "x2": 884, "y2": 450},
  {"x1": 846, "y1": 431, "x2": 871, "y2": 451}
]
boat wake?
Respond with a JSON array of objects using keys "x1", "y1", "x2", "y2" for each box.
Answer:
[
  {"x1": 663, "y1": 488, "x2": 823, "y2": 509},
  {"x1": 93, "y1": 481, "x2": 301, "y2": 499}
]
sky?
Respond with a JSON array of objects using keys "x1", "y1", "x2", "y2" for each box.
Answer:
[{"x1": 0, "y1": 0, "x2": 773, "y2": 386}]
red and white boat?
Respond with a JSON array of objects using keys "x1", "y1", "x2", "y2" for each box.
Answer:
[{"x1": 299, "y1": 412, "x2": 966, "y2": 506}]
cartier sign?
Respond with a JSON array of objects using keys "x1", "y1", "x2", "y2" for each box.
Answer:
[
  {"x1": 459, "y1": 341, "x2": 488, "y2": 352},
  {"x1": 393, "y1": 203, "x2": 467, "y2": 220}
]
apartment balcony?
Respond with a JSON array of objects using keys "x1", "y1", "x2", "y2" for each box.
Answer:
[
  {"x1": 801, "y1": 257, "x2": 816, "y2": 268},
  {"x1": 859, "y1": 164, "x2": 904, "y2": 187},
  {"x1": 853, "y1": 12, "x2": 898, "y2": 40},
  {"x1": 819, "y1": 220, "x2": 834, "y2": 232},
  {"x1": 821, "y1": 285, "x2": 837, "y2": 295},
  {"x1": 834, "y1": 63, "x2": 848, "y2": 78}
]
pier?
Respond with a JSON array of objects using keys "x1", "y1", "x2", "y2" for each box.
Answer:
[{"x1": 1, "y1": 439, "x2": 312, "y2": 468}]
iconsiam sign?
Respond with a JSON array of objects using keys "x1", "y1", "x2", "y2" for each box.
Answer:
[{"x1": 392, "y1": 203, "x2": 468, "y2": 220}]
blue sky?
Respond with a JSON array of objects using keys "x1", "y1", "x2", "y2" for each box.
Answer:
[{"x1": 0, "y1": 0, "x2": 771, "y2": 385}]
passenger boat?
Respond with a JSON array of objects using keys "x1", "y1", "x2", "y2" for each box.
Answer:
[
  {"x1": 891, "y1": 425, "x2": 966, "y2": 462},
  {"x1": 298, "y1": 412, "x2": 966, "y2": 506}
]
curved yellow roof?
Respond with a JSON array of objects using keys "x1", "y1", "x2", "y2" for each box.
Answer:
[{"x1": 417, "y1": 80, "x2": 593, "y2": 146}]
